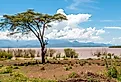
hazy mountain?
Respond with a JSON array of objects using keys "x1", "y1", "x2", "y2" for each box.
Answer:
[{"x1": 0, "y1": 39, "x2": 112, "y2": 48}]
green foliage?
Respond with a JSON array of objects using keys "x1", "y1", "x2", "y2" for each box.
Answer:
[
  {"x1": 0, "y1": 50, "x2": 13, "y2": 60},
  {"x1": 9, "y1": 72, "x2": 28, "y2": 81},
  {"x1": 0, "y1": 9, "x2": 67, "y2": 64},
  {"x1": 0, "y1": 66, "x2": 12, "y2": 74},
  {"x1": 87, "y1": 77, "x2": 99, "y2": 82},
  {"x1": 14, "y1": 60, "x2": 41, "y2": 66},
  {"x1": 64, "y1": 48, "x2": 79, "y2": 58},
  {"x1": 64, "y1": 66, "x2": 72, "y2": 71},
  {"x1": 114, "y1": 55, "x2": 120, "y2": 59},
  {"x1": 116, "y1": 74, "x2": 121, "y2": 82},
  {"x1": 13, "y1": 66, "x2": 20, "y2": 69},
  {"x1": 107, "y1": 66, "x2": 118, "y2": 78},
  {"x1": 0, "y1": 65, "x2": 3, "y2": 68},
  {"x1": 14, "y1": 49, "x2": 36, "y2": 58},
  {"x1": 68, "y1": 72, "x2": 79, "y2": 78},
  {"x1": 46, "y1": 49, "x2": 56, "y2": 57},
  {"x1": 56, "y1": 52, "x2": 61, "y2": 58}
]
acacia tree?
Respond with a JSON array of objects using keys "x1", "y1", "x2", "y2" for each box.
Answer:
[{"x1": 0, "y1": 9, "x2": 67, "y2": 63}]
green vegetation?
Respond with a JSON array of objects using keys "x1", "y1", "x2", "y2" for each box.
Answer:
[
  {"x1": 107, "y1": 66, "x2": 118, "y2": 78},
  {"x1": 87, "y1": 77, "x2": 99, "y2": 82},
  {"x1": 68, "y1": 72, "x2": 79, "y2": 78},
  {"x1": 14, "y1": 49, "x2": 36, "y2": 58},
  {"x1": 92, "y1": 50, "x2": 121, "y2": 81},
  {"x1": 63, "y1": 65, "x2": 72, "y2": 71},
  {"x1": 0, "y1": 50, "x2": 13, "y2": 60},
  {"x1": 56, "y1": 52, "x2": 61, "y2": 58},
  {"x1": 0, "y1": 71, "x2": 56, "y2": 82},
  {"x1": 46, "y1": 49, "x2": 56, "y2": 57},
  {"x1": 0, "y1": 9, "x2": 67, "y2": 63},
  {"x1": 64, "y1": 48, "x2": 79, "y2": 58},
  {"x1": 0, "y1": 66, "x2": 12, "y2": 74}
]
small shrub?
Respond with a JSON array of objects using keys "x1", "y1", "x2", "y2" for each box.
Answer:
[
  {"x1": 13, "y1": 66, "x2": 20, "y2": 69},
  {"x1": 64, "y1": 66, "x2": 72, "y2": 71},
  {"x1": 68, "y1": 72, "x2": 79, "y2": 78},
  {"x1": 80, "y1": 63, "x2": 84, "y2": 66},
  {"x1": 0, "y1": 66, "x2": 12, "y2": 74},
  {"x1": 0, "y1": 65, "x2": 3, "y2": 68},
  {"x1": 114, "y1": 55, "x2": 120, "y2": 59},
  {"x1": 14, "y1": 49, "x2": 23, "y2": 57},
  {"x1": 87, "y1": 58, "x2": 93, "y2": 60},
  {"x1": 46, "y1": 49, "x2": 56, "y2": 57},
  {"x1": 88, "y1": 63, "x2": 92, "y2": 66},
  {"x1": 64, "y1": 48, "x2": 79, "y2": 58},
  {"x1": 62, "y1": 55, "x2": 66, "y2": 58},
  {"x1": 40, "y1": 66, "x2": 45, "y2": 70},
  {"x1": 53, "y1": 57, "x2": 57, "y2": 60},
  {"x1": 28, "y1": 49, "x2": 36, "y2": 58},
  {"x1": 0, "y1": 51, "x2": 13, "y2": 60},
  {"x1": 10, "y1": 72, "x2": 28, "y2": 81},
  {"x1": 56, "y1": 52, "x2": 61, "y2": 58},
  {"x1": 87, "y1": 77, "x2": 99, "y2": 82},
  {"x1": 107, "y1": 66, "x2": 118, "y2": 78}
]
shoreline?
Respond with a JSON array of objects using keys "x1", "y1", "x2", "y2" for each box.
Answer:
[{"x1": 0, "y1": 47, "x2": 121, "y2": 59}]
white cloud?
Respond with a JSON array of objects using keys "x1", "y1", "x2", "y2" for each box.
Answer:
[
  {"x1": 111, "y1": 37, "x2": 121, "y2": 45},
  {"x1": 0, "y1": 31, "x2": 10, "y2": 39},
  {"x1": 0, "y1": 15, "x2": 3, "y2": 18},
  {"x1": 113, "y1": 37, "x2": 121, "y2": 40},
  {"x1": 0, "y1": 9, "x2": 105, "y2": 43},
  {"x1": 66, "y1": 0, "x2": 98, "y2": 10},
  {"x1": 0, "y1": 31, "x2": 37, "y2": 40},
  {"x1": 104, "y1": 27, "x2": 121, "y2": 30},
  {"x1": 45, "y1": 9, "x2": 105, "y2": 42}
]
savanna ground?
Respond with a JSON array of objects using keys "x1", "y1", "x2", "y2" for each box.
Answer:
[
  {"x1": 0, "y1": 59, "x2": 118, "y2": 82},
  {"x1": 0, "y1": 48, "x2": 120, "y2": 82}
]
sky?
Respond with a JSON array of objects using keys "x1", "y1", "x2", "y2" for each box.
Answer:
[{"x1": 0, "y1": 0, "x2": 121, "y2": 45}]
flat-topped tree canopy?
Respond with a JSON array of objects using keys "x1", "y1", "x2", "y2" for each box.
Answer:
[{"x1": 0, "y1": 9, "x2": 67, "y2": 63}]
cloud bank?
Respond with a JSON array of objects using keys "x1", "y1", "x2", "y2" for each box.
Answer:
[
  {"x1": 45, "y1": 9, "x2": 105, "y2": 42},
  {"x1": 0, "y1": 9, "x2": 105, "y2": 43}
]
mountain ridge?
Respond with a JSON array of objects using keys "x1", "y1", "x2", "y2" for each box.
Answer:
[{"x1": 0, "y1": 39, "x2": 112, "y2": 48}]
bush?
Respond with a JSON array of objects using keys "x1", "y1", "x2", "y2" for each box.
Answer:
[
  {"x1": 10, "y1": 72, "x2": 28, "y2": 81},
  {"x1": 0, "y1": 65, "x2": 3, "y2": 68},
  {"x1": 0, "y1": 66, "x2": 12, "y2": 74},
  {"x1": 0, "y1": 51, "x2": 13, "y2": 60},
  {"x1": 46, "y1": 49, "x2": 56, "y2": 57},
  {"x1": 40, "y1": 66, "x2": 45, "y2": 70},
  {"x1": 28, "y1": 49, "x2": 36, "y2": 58},
  {"x1": 64, "y1": 48, "x2": 78, "y2": 58},
  {"x1": 68, "y1": 72, "x2": 79, "y2": 78},
  {"x1": 87, "y1": 77, "x2": 99, "y2": 82},
  {"x1": 13, "y1": 66, "x2": 20, "y2": 69},
  {"x1": 14, "y1": 49, "x2": 23, "y2": 57},
  {"x1": 56, "y1": 52, "x2": 61, "y2": 58},
  {"x1": 107, "y1": 66, "x2": 118, "y2": 78},
  {"x1": 114, "y1": 56, "x2": 120, "y2": 59},
  {"x1": 64, "y1": 66, "x2": 72, "y2": 71}
]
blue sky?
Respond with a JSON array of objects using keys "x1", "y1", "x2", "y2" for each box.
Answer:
[{"x1": 0, "y1": 0, "x2": 121, "y2": 44}]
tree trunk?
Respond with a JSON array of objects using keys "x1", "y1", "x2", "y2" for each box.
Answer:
[{"x1": 41, "y1": 44, "x2": 46, "y2": 64}]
